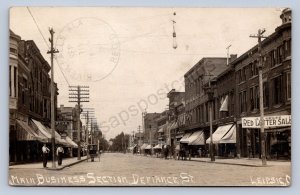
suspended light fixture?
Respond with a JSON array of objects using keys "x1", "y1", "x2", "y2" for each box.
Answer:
[{"x1": 172, "y1": 12, "x2": 177, "y2": 49}]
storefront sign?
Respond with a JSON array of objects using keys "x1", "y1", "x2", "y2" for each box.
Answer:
[{"x1": 242, "y1": 115, "x2": 291, "y2": 128}]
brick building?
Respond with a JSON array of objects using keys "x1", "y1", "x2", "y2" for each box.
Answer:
[
  {"x1": 233, "y1": 8, "x2": 291, "y2": 159},
  {"x1": 9, "y1": 30, "x2": 60, "y2": 163},
  {"x1": 182, "y1": 56, "x2": 237, "y2": 158}
]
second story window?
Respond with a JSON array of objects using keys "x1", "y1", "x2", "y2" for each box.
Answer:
[
  {"x1": 272, "y1": 75, "x2": 283, "y2": 105},
  {"x1": 263, "y1": 81, "x2": 269, "y2": 108},
  {"x1": 239, "y1": 90, "x2": 247, "y2": 113},
  {"x1": 250, "y1": 85, "x2": 259, "y2": 111},
  {"x1": 286, "y1": 72, "x2": 291, "y2": 101},
  {"x1": 250, "y1": 61, "x2": 258, "y2": 77}
]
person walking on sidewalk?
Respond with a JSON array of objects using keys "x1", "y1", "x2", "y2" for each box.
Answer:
[
  {"x1": 42, "y1": 144, "x2": 50, "y2": 168},
  {"x1": 56, "y1": 145, "x2": 64, "y2": 166}
]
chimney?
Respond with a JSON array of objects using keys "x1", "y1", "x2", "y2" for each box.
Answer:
[{"x1": 230, "y1": 54, "x2": 238, "y2": 63}]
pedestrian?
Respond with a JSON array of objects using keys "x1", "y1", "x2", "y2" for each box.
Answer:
[
  {"x1": 42, "y1": 144, "x2": 50, "y2": 168},
  {"x1": 56, "y1": 145, "x2": 64, "y2": 166}
]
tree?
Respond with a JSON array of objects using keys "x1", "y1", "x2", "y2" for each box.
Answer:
[{"x1": 110, "y1": 132, "x2": 130, "y2": 152}]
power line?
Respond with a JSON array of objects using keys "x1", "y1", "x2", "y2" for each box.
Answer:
[
  {"x1": 26, "y1": 7, "x2": 70, "y2": 86},
  {"x1": 26, "y1": 7, "x2": 49, "y2": 48}
]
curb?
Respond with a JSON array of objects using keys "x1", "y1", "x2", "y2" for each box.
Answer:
[
  {"x1": 47, "y1": 157, "x2": 89, "y2": 171},
  {"x1": 133, "y1": 154, "x2": 268, "y2": 167},
  {"x1": 189, "y1": 159, "x2": 265, "y2": 167}
]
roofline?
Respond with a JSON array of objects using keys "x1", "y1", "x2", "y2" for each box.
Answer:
[{"x1": 184, "y1": 57, "x2": 227, "y2": 77}]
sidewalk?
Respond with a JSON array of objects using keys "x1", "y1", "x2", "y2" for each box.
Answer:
[
  {"x1": 9, "y1": 156, "x2": 88, "y2": 170},
  {"x1": 132, "y1": 153, "x2": 290, "y2": 167},
  {"x1": 190, "y1": 157, "x2": 290, "y2": 167}
]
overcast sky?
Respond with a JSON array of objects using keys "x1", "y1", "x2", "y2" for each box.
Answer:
[{"x1": 10, "y1": 7, "x2": 283, "y2": 139}]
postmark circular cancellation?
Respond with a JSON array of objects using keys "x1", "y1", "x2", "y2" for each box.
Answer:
[{"x1": 55, "y1": 17, "x2": 120, "y2": 82}]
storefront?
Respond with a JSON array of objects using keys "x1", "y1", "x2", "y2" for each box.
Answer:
[
  {"x1": 179, "y1": 130, "x2": 205, "y2": 159},
  {"x1": 241, "y1": 115, "x2": 291, "y2": 160},
  {"x1": 206, "y1": 123, "x2": 236, "y2": 158}
]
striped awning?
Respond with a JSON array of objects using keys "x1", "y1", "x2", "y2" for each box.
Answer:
[
  {"x1": 153, "y1": 144, "x2": 162, "y2": 149},
  {"x1": 179, "y1": 132, "x2": 193, "y2": 143},
  {"x1": 16, "y1": 120, "x2": 47, "y2": 142},
  {"x1": 188, "y1": 131, "x2": 205, "y2": 145},
  {"x1": 206, "y1": 124, "x2": 236, "y2": 144},
  {"x1": 65, "y1": 136, "x2": 78, "y2": 148}
]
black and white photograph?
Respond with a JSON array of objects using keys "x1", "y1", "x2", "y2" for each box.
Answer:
[{"x1": 8, "y1": 7, "x2": 291, "y2": 186}]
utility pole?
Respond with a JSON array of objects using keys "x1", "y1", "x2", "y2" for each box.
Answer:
[
  {"x1": 81, "y1": 108, "x2": 95, "y2": 147},
  {"x1": 226, "y1": 44, "x2": 232, "y2": 65},
  {"x1": 69, "y1": 85, "x2": 89, "y2": 160},
  {"x1": 138, "y1": 125, "x2": 141, "y2": 143},
  {"x1": 47, "y1": 28, "x2": 59, "y2": 168},
  {"x1": 208, "y1": 80, "x2": 215, "y2": 162},
  {"x1": 250, "y1": 29, "x2": 267, "y2": 166},
  {"x1": 149, "y1": 125, "x2": 152, "y2": 156}
]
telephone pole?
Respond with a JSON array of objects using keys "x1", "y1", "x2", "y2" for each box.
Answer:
[
  {"x1": 47, "y1": 28, "x2": 59, "y2": 168},
  {"x1": 250, "y1": 29, "x2": 268, "y2": 166},
  {"x1": 226, "y1": 44, "x2": 232, "y2": 65},
  {"x1": 81, "y1": 108, "x2": 95, "y2": 146},
  {"x1": 69, "y1": 85, "x2": 89, "y2": 160}
]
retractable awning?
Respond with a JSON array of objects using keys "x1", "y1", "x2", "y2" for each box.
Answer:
[
  {"x1": 153, "y1": 144, "x2": 162, "y2": 149},
  {"x1": 219, "y1": 125, "x2": 236, "y2": 144},
  {"x1": 158, "y1": 124, "x2": 165, "y2": 133},
  {"x1": 179, "y1": 132, "x2": 192, "y2": 143},
  {"x1": 16, "y1": 120, "x2": 47, "y2": 142},
  {"x1": 145, "y1": 145, "x2": 152, "y2": 150},
  {"x1": 31, "y1": 119, "x2": 68, "y2": 145},
  {"x1": 170, "y1": 121, "x2": 178, "y2": 130},
  {"x1": 65, "y1": 136, "x2": 78, "y2": 148},
  {"x1": 141, "y1": 143, "x2": 148, "y2": 150},
  {"x1": 206, "y1": 124, "x2": 236, "y2": 144},
  {"x1": 128, "y1": 144, "x2": 137, "y2": 150},
  {"x1": 31, "y1": 119, "x2": 52, "y2": 142},
  {"x1": 188, "y1": 131, "x2": 205, "y2": 145}
]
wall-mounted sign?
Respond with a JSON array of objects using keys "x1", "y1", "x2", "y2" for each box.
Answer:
[{"x1": 242, "y1": 115, "x2": 291, "y2": 128}]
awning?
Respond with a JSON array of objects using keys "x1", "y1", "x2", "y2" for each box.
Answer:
[
  {"x1": 179, "y1": 132, "x2": 192, "y2": 143},
  {"x1": 65, "y1": 136, "x2": 78, "y2": 148},
  {"x1": 158, "y1": 124, "x2": 165, "y2": 133},
  {"x1": 145, "y1": 145, "x2": 152, "y2": 150},
  {"x1": 31, "y1": 119, "x2": 52, "y2": 140},
  {"x1": 219, "y1": 125, "x2": 236, "y2": 144},
  {"x1": 153, "y1": 144, "x2": 162, "y2": 149},
  {"x1": 52, "y1": 129, "x2": 69, "y2": 146},
  {"x1": 16, "y1": 120, "x2": 47, "y2": 142},
  {"x1": 206, "y1": 124, "x2": 235, "y2": 144},
  {"x1": 128, "y1": 144, "x2": 137, "y2": 150},
  {"x1": 141, "y1": 143, "x2": 148, "y2": 150},
  {"x1": 31, "y1": 119, "x2": 68, "y2": 145},
  {"x1": 188, "y1": 131, "x2": 205, "y2": 145},
  {"x1": 170, "y1": 121, "x2": 178, "y2": 130}
]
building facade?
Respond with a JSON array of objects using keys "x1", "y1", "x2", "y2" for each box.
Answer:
[
  {"x1": 182, "y1": 56, "x2": 237, "y2": 158},
  {"x1": 233, "y1": 8, "x2": 291, "y2": 159},
  {"x1": 9, "y1": 30, "x2": 59, "y2": 163}
]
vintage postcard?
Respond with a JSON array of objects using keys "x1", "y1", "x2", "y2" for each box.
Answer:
[{"x1": 9, "y1": 7, "x2": 291, "y2": 186}]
